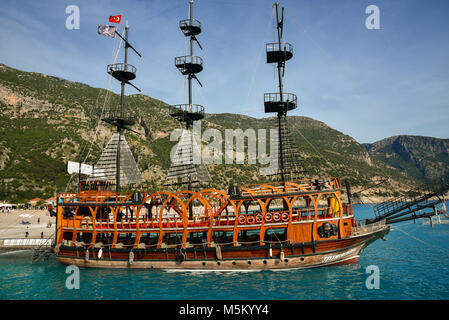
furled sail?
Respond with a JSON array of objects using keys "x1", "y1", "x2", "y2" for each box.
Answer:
[
  {"x1": 91, "y1": 133, "x2": 143, "y2": 185},
  {"x1": 166, "y1": 129, "x2": 210, "y2": 185}
]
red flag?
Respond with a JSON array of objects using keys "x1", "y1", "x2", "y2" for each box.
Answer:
[{"x1": 109, "y1": 15, "x2": 121, "y2": 24}]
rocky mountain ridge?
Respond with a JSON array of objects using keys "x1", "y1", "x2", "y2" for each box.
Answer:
[{"x1": 0, "y1": 63, "x2": 445, "y2": 203}]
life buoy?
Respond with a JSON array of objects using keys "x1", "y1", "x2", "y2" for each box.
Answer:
[
  {"x1": 238, "y1": 215, "x2": 246, "y2": 224},
  {"x1": 265, "y1": 212, "x2": 273, "y2": 223},
  {"x1": 281, "y1": 212, "x2": 289, "y2": 222},
  {"x1": 247, "y1": 215, "x2": 255, "y2": 224},
  {"x1": 273, "y1": 212, "x2": 281, "y2": 222},
  {"x1": 255, "y1": 214, "x2": 263, "y2": 224}
]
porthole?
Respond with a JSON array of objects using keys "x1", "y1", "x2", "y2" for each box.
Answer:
[
  {"x1": 300, "y1": 257, "x2": 304, "y2": 261},
  {"x1": 263, "y1": 260, "x2": 267, "y2": 265},
  {"x1": 232, "y1": 261, "x2": 236, "y2": 265},
  {"x1": 202, "y1": 262, "x2": 206, "y2": 266},
  {"x1": 217, "y1": 261, "x2": 221, "y2": 266},
  {"x1": 284, "y1": 259, "x2": 289, "y2": 263},
  {"x1": 247, "y1": 261, "x2": 252, "y2": 265}
]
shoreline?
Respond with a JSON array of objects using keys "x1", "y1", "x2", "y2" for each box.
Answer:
[{"x1": 0, "y1": 209, "x2": 56, "y2": 239}]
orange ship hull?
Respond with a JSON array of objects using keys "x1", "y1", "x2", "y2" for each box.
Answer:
[
  {"x1": 54, "y1": 178, "x2": 389, "y2": 270},
  {"x1": 55, "y1": 222, "x2": 389, "y2": 270}
]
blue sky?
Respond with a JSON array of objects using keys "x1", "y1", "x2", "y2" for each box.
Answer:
[{"x1": 1, "y1": 0, "x2": 448, "y2": 143}]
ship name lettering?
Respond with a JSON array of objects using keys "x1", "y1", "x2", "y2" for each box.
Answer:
[{"x1": 322, "y1": 248, "x2": 357, "y2": 263}]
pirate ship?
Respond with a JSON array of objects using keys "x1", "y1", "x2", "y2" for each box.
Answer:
[{"x1": 53, "y1": 1, "x2": 448, "y2": 270}]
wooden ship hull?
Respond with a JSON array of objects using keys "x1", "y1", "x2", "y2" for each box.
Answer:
[
  {"x1": 56, "y1": 226, "x2": 389, "y2": 270},
  {"x1": 54, "y1": 178, "x2": 390, "y2": 270}
]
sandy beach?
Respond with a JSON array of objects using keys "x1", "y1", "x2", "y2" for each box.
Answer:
[{"x1": 0, "y1": 209, "x2": 57, "y2": 239}]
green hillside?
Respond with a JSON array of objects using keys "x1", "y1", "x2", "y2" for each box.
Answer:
[
  {"x1": 364, "y1": 135, "x2": 449, "y2": 182},
  {"x1": 0, "y1": 63, "x2": 425, "y2": 203}
]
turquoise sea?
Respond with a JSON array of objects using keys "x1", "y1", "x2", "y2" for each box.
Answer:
[{"x1": 1, "y1": 204, "x2": 449, "y2": 300}]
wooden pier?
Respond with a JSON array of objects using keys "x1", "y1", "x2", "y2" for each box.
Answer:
[{"x1": 0, "y1": 238, "x2": 54, "y2": 253}]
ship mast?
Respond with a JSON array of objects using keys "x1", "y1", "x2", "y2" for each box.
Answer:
[
  {"x1": 166, "y1": 0, "x2": 210, "y2": 217},
  {"x1": 264, "y1": 2, "x2": 301, "y2": 185},
  {"x1": 116, "y1": 25, "x2": 128, "y2": 194},
  {"x1": 100, "y1": 23, "x2": 142, "y2": 193},
  {"x1": 275, "y1": 3, "x2": 286, "y2": 184}
]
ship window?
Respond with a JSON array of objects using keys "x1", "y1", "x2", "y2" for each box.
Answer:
[
  {"x1": 95, "y1": 232, "x2": 112, "y2": 244},
  {"x1": 237, "y1": 230, "x2": 260, "y2": 245},
  {"x1": 79, "y1": 232, "x2": 92, "y2": 244},
  {"x1": 116, "y1": 233, "x2": 136, "y2": 246},
  {"x1": 139, "y1": 233, "x2": 158, "y2": 246},
  {"x1": 213, "y1": 231, "x2": 233, "y2": 245},
  {"x1": 62, "y1": 231, "x2": 73, "y2": 241},
  {"x1": 163, "y1": 232, "x2": 183, "y2": 245},
  {"x1": 187, "y1": 232, "x2": 208, "y2": 245},
  {"x1": 264, "y1": 228, "x2": 287, "y2": 243}
]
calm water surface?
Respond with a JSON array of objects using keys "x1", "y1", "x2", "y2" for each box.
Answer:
[{"x1": 1, "y1": 204, "x2": 449, "y2": 300}]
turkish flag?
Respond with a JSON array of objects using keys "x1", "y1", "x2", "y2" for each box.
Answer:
[{"x1": 109, "y1": 15, "x2": 121, "y2": 24}]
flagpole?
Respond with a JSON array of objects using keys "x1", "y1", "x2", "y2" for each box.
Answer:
[{"x1": 98, "y1": 16, "x2": 142, "y2": 193}]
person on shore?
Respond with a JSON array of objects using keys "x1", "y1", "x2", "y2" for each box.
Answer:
[
  {"x1": 38, "y1": 217, "x2": 40, "y2": 224},
  {"x1": 25, "y1": 231, "x2": 29, "y2": 238},
  {"x1": 41, "y1": 232, "x2": 44, "y2": 239}
]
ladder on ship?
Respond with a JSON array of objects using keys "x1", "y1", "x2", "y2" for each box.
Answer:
[
  {"x1": 31, "y1": 227, "x2": 60, "y2": 263},
  {"x1": 366, "y1": 174, "x2": 449, "y2": 225}
]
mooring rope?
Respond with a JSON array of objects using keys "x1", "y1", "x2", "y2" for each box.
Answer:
[{"x1": 393, "y1": 224, "x2": 449, "y2": 257}]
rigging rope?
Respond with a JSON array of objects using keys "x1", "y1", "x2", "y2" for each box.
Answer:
[
  {"x1": 393, "y1": 224, "x2": 449, "y2": 257},
  {"x1": 287, "y1": 117, "x2": 342, "y2": 177},
  {"x1": 64, "y1": 25, "x2": 125, "y2": 192}
]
